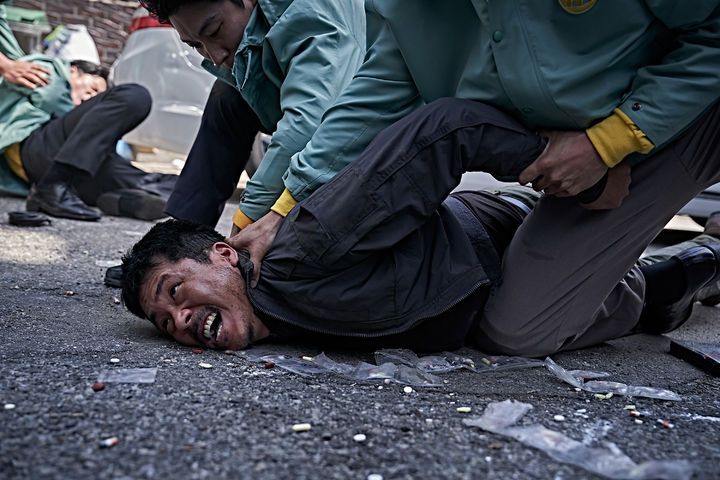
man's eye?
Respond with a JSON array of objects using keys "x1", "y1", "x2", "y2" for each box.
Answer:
[
  {"x1": 170, "y1": 284, "x2": 179, "y2": 297},
  {"x1": 162, "y1": 319, "x2": 170, "y2": 331},
  {"x1": 209, "y1": 24, "x2": 221, "y2": 38}
]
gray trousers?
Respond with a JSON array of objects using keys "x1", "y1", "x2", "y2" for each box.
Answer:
[{"x1": 474, "y1": 101, "x2": 720, "y2": 356}]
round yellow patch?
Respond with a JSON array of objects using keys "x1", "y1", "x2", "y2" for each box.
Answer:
[{"x1": 558, "y1": 0, "x2": 598, "y2": 15}]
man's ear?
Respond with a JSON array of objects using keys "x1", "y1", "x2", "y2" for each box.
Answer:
[
  {"x1": 69, "y1": 65, "x2": 78, "y2": 75},
  {"x1": 211, "y1": 242, "x2": 239, "y2": 266}
]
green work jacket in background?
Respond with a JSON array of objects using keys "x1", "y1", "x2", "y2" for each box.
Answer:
[
  {"x1": 285, "y1": 0, "x2": 720, "y2": 203},
  {"x1": 203, "y1": 0, "x2": 365, "y2": 222},
  {"x1": 0, "y1": 5, "x2": 74, "y2": 194}
]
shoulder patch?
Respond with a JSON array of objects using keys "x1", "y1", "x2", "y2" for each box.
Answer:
[{"x1": 558, "y1": 0, "x2": 597, "y2": 15}]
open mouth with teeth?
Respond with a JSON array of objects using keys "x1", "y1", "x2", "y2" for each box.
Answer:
[{"x1": 201, "y1": 311, "x2": 223, "y2": 342}]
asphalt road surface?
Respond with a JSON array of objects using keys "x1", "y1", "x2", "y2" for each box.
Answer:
[{"x1": 1, "y1": 193, "x2": 719, "y2": 480}]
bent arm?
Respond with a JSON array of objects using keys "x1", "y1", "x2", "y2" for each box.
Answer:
[
  {"x1": 236, "y1": 1, "x2": 366, "y2": 224},
  {"x1": 281, "y1": 10, "x2": 423, "y2": 205},
  {"x1": 278, "y1": 100, "x2": 546, "y2": 267},
  {"x1": 0, "y1": 5, "x2": 25, "y2": 60},
  {"x1": 617, "y1": 2, "x2": 720, "y2": 150}
]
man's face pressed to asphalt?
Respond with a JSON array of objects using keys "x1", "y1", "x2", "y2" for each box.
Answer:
[
  {"x1": 139, "y1": 243, "x2": 269, "y2": 350},
  {"x1": 170, "y1": 0, "x2": 257, "y2": 69}
]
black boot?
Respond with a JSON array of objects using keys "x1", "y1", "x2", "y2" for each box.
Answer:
[
  {"x1": 26, "y1": 182, "x2": 101, "y2": 221},
  {"x1": 636, "y1": 244, "x2": 720, "y2": 334}
]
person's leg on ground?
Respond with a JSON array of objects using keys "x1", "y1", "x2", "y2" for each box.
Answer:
[
  {"x1": 21, "y1": 84, "x2": 152, "y2": 219},
  {"x1": 164, "y1": 79, "x2": 264, "y2": 227},
  {"x1": 474, "y1": 101, "x2": 720, "y2": 356}
]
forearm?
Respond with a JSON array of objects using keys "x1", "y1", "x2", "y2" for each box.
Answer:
[
  {"x1": 282, "y1": 17, "x2": 423, "y2": 204},
  {"x1": 615, "y1": 3, "x2": 720, "y2": 148},
  {"x1": 0, "y1": 51, "x2": 9, "y2": 74},
  {"x1": 286, "y1": 99, "x2": 546, "y2": 266},
  {"x1": 0, "y1": 5, "x2": 24, "y2": 59}
]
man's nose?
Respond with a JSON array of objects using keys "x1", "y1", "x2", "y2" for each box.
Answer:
[
  {"x1": 206, "y1": 45, "x2": 228, "y2": 67},
  {"x1": 172, "y1": 308, "x2": 193, "y2": 331}
]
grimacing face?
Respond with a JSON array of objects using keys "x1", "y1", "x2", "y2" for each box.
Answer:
[
  {"x1": 139, "y1": 243, "x2": 269, "y2": 350},
  {"x1": 69, "y1": 66, "x2": 107, "y2": 105},
  {"x1": 170, "y1": 0, "x2": 258, "y2": 69}
]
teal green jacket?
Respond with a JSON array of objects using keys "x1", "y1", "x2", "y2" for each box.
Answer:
[
  {"x1": 286, "y1": 0, "x2": 720, "y2": 202},
  {"x1": 0, "y1": 5, "x2": 74, "y2": 195},
  {"x1": 203, "y1": 0, "x2": 365, "y2": 222}
]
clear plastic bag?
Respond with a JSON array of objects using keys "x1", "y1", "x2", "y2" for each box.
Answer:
[
  {"x1": 465, "y1": 400, "x2": 694, "y2": 480},
  {"x1": 544, "y1": 358, "x2": 681, "y2": 401},
  {"x1": 97, "y1": 368, "x2": 157, "y2": 384}
]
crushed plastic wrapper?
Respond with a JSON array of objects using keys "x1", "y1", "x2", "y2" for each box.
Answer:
[
  {"x1": 229, "y1": 348, "x2": 544, "y2": 387},
  {"x1": 374, "y1": 349, "x2": 543, "y2": 374},
  {"x1": 545, "y1": 358, "x2": 681, "y2": 401},
  {"x1": 464, "y1": 400, "x2": 693, "y2": 480},
  {"x1": 234, "y1": 350, "x2": 444, "y2": 387},
  {"x1": 97, "y1": 367, "x2": 157, "y2": 384}
]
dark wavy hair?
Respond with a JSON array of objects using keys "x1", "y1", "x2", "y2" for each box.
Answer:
[
  {"x1": 121, "y1": 219, "x2": 224, "y2": 319},
  {"x1": 70, "y1": 60, "x2": 109, "y2": 81},
  {"x1": 141, "y1": 0, "x2": 244, "y2": 24}
]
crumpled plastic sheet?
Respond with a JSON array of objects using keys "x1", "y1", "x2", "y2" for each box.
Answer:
[
  {"x1": 545, "y1": 358, "x2": 681, "y2": 401},
  {"x1": 374, "y1": 348, "x2": 544, "y2": 374},
  {"x1": 464, "y1": 399, "x2": 694, "y2": 480},
  {"x1": 97, "y1": 367, "x2": 157, "y2": 384},
  {"x1": 231, "y1": 348, "x2": 544, "y2": 387},
  {"x1": 231, "y1": 350, "x2": 445, "y2": 387}
]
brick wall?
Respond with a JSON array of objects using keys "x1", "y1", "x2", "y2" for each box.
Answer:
[{"x1": 11, "y1": 0, "x2": 138, "y2": 67}]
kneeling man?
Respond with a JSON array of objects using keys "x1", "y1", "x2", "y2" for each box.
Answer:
[{"x1": 121, "y1": 100, "x2": 720, "y2": 355}]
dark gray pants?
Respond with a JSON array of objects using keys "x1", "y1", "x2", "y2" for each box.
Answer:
[
  {"x1": 475, "y1": 101, "x2": 720, "y2": 356},
  {"x1": 21, "y1": 84, "x2": 152, "y2": 205}
]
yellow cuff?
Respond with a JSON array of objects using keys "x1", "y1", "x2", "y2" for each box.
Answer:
[
  {"x1": 232, "y1": 208, "x2": 254, "y2": 229},
  {"x1": 4, "y1": 143, "x2": 28, "y2": 182},
  {"x1": 270, "y1": 188, "x2": 298, "y2": 217},
  {"x1": 586, "y1": 108, "x2": 655, "y2": 168}
]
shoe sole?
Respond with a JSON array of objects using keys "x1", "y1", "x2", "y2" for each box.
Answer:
[{"x1": 97, "y1": 189, "x2": 167, "y2": 221}]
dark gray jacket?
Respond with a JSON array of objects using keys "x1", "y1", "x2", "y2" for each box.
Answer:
[{"x1": 240, "y1": 100, "x2": 545, "y2": 345}]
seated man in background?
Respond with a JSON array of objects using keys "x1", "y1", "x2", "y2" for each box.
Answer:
[
  {"x1": 120, "y1": 101, "x2": 720, "y2": 354},
  {"x1": 0, "y1": 3, "x2": 173, "y2": 221},
  {"x1": 140, "y1": 0, "x2": 366, "y2": 232}
]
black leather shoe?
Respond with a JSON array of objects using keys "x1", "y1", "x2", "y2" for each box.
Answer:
[
  {"x1": 26, "y1": 182, "x2": 101, "y2": 221},
  {"x1": 636, "y1": 243, "x2": 720, "y2": 334},
  {"x1": 97, "y1": 188, "x2": 167, "y2": 221}
]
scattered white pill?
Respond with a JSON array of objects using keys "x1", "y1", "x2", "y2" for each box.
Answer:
[{"x1": 292, "y1": 423, "x2": 312, "y2": 432}]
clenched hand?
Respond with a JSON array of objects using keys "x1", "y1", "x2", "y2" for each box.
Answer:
[
  {"x1": 519, "y1": 130, "x2": 608, "y2": 197},
  {"x1": 225, "y1": 211, "x2": 284, "y2": 287},
  {"x1": 581, "y1": 162, "x2": 631, "y2": 210}
]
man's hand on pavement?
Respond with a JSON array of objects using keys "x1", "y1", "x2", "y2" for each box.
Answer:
[
  {"x1": 225, "y1": 211, "x2": 284, "y2": 287},
  {"x1": 519, "y1": 130, "x2": 608, "y2": 197},
  {"x1": 0, "y1": 56, "x2": 50, "y2": 89},
  {"x1": 581, "y1": 162, "x2": 631, "y2": 210}
]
